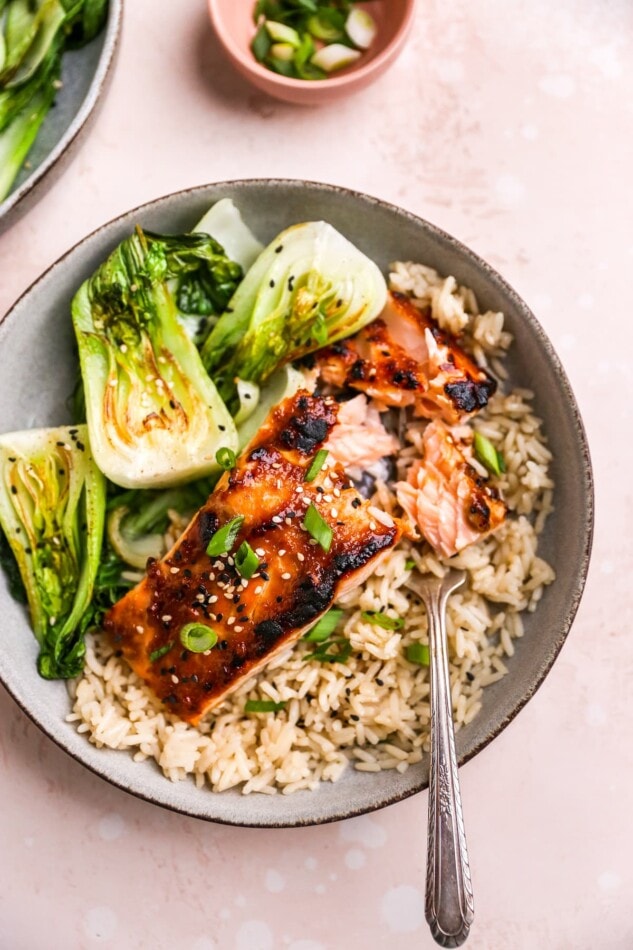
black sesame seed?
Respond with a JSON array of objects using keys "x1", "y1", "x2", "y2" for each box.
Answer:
[{"x1": 350, "y1": 714, "x2": 360, "y2": 722}]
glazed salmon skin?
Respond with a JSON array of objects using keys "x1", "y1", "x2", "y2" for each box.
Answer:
[
  {"x1": 317, "y1": 292, "x2": 496, "y2": 425},
  {"x1": 104, "y1": 392, "x2": 401, "y2": 724}
]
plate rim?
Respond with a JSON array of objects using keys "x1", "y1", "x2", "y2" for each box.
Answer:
[
  {"x1": 0, "y1": 179, "x2": 594, "y2": 826},
  {"x1": 0, "y1": 0, "x2": 123, "y2": 230}
]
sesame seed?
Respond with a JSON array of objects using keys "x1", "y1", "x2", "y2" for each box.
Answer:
[
  {"x1": 278, "y1": 549, "x2": 286, "y2": 557},
  {"x1": 331, "y1": 508, "x2": 338, "y2": 518},
  {"x1": 281, "y1": 572, "x2": 292, "y2": 580},
  {"x1": 276, "y1": 479, "x2": 281, "y2": 489},
  {"x1": 297, "y1": 552, "x2": 305, "y2": 562},
  {"x1": 323, "y1": 494, "x2": 333, "y2": 503},
  {"x1": 285, "y1": 517, "x2": 293, "y2": 525},
  {"x1": 161, "y1": 615, "x2": 172, "y2": 622},
  {"x1": 254, "y1": 585, "x2": 263, "y2": 595},
  {"x1": 227, "y1": 556, "x2": 234, "y2": 566},
  {"x1": 255, "y1": 548, "x2": 266, "y2": 557},
  {"x1": 227, "y1": 617, "x2": 236, "y2": 626},
  {"x1": 135, "y1": 625, "x2": 144, "y2": 634},
  {"x1": 369, "y1": 521, "x2": 377, "y2": 531},
  {"x1": 170, "y1": 566, "x2": 179, "y2": 574},
  {"x1": 234, "y1": 626, "x2": 244, "y2": 633},
  {"x1": 272, "y1": 515, "x2": 282, "y2": 524},
  {"x1": 309, "y1": 539, "x2": 318, "y2": 545},
  {"x1": 171, "y1": 674, "x2": 179, "y2": 684},
  {"x1": 209, "y1": 595, "x2": 218, "y2": 604},
  {"x1": 333, "y1": 488, "x2": 341, "y2": 498}
]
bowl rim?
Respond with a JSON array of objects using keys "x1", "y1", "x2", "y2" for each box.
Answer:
[
  {"x1": 0, "y1": 178, "x2": 594, "y2": 826},
  {"x1": 208, "y1": 0, "x2": 416, "y2": 90},
  {"x1": 0, "y1": 0, "x2": 123, "y2": 227}
]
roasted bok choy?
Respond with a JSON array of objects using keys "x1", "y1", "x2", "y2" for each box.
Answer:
[
  {"x1": 71, "y1": 226, "x2": 240, "y2": 489},
  {"x1": 0, "y1": 0, "x2": 109, "y2": 202},
  {"x1": 201, "y1": 220, "x2": 387, "y2": 405},
  {"x1": 0, "y1": 425, "x2": 105, "y2": 678}
]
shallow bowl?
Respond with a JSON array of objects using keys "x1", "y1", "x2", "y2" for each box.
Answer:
[
  {"x1": 0, "y1": 0, "x2": 122, "y2": 234},
  {"x1": 208, "y1": 0, "x2": 415, "y2": 104},
  {"x1": 0, "y1": 179, "x2": 593, "y2": 826}
]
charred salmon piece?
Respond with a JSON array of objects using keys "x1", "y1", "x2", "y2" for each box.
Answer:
[
  {"x1": 395, "y1": 420, "x2": 507, "y2": 558},
  {"x1": 317, "y1": 292, "x2": 496, "y2": 425},
  {"x1": 104, "y1": 391, "x2": 402, "y2": 724}
]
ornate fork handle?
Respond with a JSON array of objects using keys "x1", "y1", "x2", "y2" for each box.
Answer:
[{"x1": 407, "y1": 569, "x2": 475, "y2": 947}]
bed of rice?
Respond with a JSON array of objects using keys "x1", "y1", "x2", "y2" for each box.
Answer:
[{"x1": 67, "y1": 263, "x2": 556, "y2": 796}]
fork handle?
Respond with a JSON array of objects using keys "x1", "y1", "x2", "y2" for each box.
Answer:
[{"x1": 424, "y1": 579, "x2": 475, "y2": 947}]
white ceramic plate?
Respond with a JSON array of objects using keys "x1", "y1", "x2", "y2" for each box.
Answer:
[
  {"x1": 0, "y1": 0, "x2": 122, "y2": 234},
  {"x1": 0, "y1": 180, "x2": 593, "y2": 826}
]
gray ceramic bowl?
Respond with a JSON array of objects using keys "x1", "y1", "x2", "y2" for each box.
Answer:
[
  {"x1": 0, "y1": 0, "x2": 122, "y2": 235},
  {"x1": 0, "y1": 180, "x2": 593, "y2": 826}
]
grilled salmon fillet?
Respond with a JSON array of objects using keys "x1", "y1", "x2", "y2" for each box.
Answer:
[
  {"x1": 104, "y1": 391, "x2": 401, "y2": 724},
  {"x1": 317, "y1": 292, "x2": 496, "y2": 425},
  {"x1": 396, "y1": 420, "x2": 507, "y2": 558}
]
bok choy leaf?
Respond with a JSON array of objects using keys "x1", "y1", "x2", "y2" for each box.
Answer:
[
  {"x1": 71, "y1": 226, "x2": 240, "y2": 489},
  {"x1": 0, "y1": 424, "x2": 106, "y2": 679}
]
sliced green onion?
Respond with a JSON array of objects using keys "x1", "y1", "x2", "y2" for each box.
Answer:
[
  {"x1": 206, "y1": 515, "x2": 244, "y2": 557},
  {"x1": 304, "y1": 449, "x2": 328, "y2": 482},
  {"x1": 361, "y1": 611, "x2": 404, "y2": 630},
  {"x1": 307, "y1": 13, "x2": 344, "y2": 42},
  {"x1": 305, "y1": 637, "x2": 352, "y2": 664},
  {"x1": 235, "y1": 541, "x2": 259, "y2": 579},
  {"x1": 149, "y1": 640, "x2": 174, "y2": 663},
  {"x1": 265, "y1": 20, "x2": 301, "y2": 47},
  {"x1": 216, "y1": 446, "x2": 237, "y2": 471},
  {"x1": 405, "y1": 643, "x2": 430, "y2": 666},
  {"x1": 473, "y1": 432, "x2": 506, "y2": 477},
  {"x1": 251, "y1": 23, "x2": 271, "y2": 62},
  {"x1": 310, "y1": 43, "x2": 361, "y2": 74},
  {"x1": 270, "y1": 42, "x2": 295, "y2": 62},
  {"x1": 179, "y1": 623, "x2": 218, "y2": 653},
  {"x1": 345, "y1": 8, "x2": 377, "y2": 50},
  {"x1": 405, "y1": 558, "x2": 416, "y2": 571},
  {"x1": 245, "y1": 699, "x2": 287, "y2": 713},
  {"x1": 304, "y1": 608, "x2": 344, "y2": 642},
  {"x1": 303, "y1": 503, "x2": 333, "y2": 552}
]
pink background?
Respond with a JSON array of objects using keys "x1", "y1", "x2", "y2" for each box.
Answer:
[{"x1": 0, "y1": 2, "x2": 631, "y2": 947}]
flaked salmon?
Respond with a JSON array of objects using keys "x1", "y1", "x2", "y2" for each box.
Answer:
[
  {"x1": 396, "y1": 420, "x2": 507, "y2": 558},
  {"x1": 104, "y1": 391, "x2": 401, "y2": 723},
  {"x1": 317, "y1": 292, "x2": 496, "y2": 425},
  {"x1": 325, "y1": 394, "x2": 399, "y2": 478}
]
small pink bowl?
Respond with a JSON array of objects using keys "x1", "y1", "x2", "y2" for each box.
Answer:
[{"x1": 208, "y1": 0, "x2": 416, "y2": 105}]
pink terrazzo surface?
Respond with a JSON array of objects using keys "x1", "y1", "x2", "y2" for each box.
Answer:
[{"x1": 0, "y1": 2, "x2": 631, "y2": 948}]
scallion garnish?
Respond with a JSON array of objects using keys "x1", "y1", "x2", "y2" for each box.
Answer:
[
  {"x1": 473, "y1": 432, "x2": 506, "y2": 477},
  {"x1": 305, "y1": 637, "x2": 352, "y2": 663},
  {"x1": 179, "y1": 623, "x2": 218, "y2": 653},
  {"x1": 206, "y1": 515, "x2": 244, "y2": 557},
  {"x1": 235, "y1": 540, "x2": 259, "y2": 579},
  {"x1": 304, "y1": 608, "x2": 344, "y2": 642},
  {"x1": 361, "y1": 611, "x2": 404, "y2": 630},
  {"x1": 405, "y1": 558, "x2": 415, "y2": 571},
  {"x1": 245, "y1": 699, "x2": 287, "y2": 713},
  {"x1": 303, "y1": 503, "x2": 333, "y2": 552},
  {"x1": 304, "y1": 448, "x2": 328, "y2": 482},
  {"x1": 405, "y1": 643, "x2": 430, "y2": 666},
  {"x1": 149, "y1": 640, "x2": 174, "y2": 663},
  {"x1": 216, "y1": 446, "x2": 237, "y2": 471}
]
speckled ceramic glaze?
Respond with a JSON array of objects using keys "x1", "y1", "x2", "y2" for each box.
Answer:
[
  {"x1": 208, "y1": 0, "x2": 415, "y2": 105},
  {"x1": 0, "y1": 0, "x2": 122, "y2": 235},
  {"x1": 0, "y1": 180, "x2": 593, "y2": 827}
]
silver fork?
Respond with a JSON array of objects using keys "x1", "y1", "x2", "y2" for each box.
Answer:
[{"x1": 406, "y1": 568, "x2": 475, "y2": 947}]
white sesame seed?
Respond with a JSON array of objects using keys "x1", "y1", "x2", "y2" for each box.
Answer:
[
  {"x1": 333, "y1": 488, "x2": 341, "y2": 497},
  {"x1": 281, "y1": 572, "x2": 292, "y2": 580},
  {"x1": 170, "y1": 567, "x2": 179, "y2": 574},
  {"x1": 135, "y1": 625, "x2": 144, "y2": 634},
  {"x1": 276, "y1": 479, "x2": 282, "y2": 489},
  {"x1": 227, "y1": 617, "x2": 236, "y2": 626},
  {"x1": 278, "y1": 549, "x2": 286, "y2": 557},
  {"x1": 196, "y1": 593, "x2": 205, "y2": 602},
  {"x1": 161, "y1": 615, "x2": 172, "y2": 622},
  {"x1": 295, "y1": 486, "x2": 304, "y2": 494},
  {"x1": 227, "y1": 556, "x2": 234, "y2": 566},
  {"x1": 297, "y1": 552, "x2": 305, "y2": 562},
  {"x1": 309, "y1": 539, "x2": 318, "y2": 545},
  {"x1": 171, "y1": 674, "x2": 179, "y2": 684},
  {"x1": 285, "y1": 517, "x2": 293, "y2": 525},
  {"x1": 255, "y1": 548, "x2": 266, "y2": 557},
  {"x1": 254, "y1": 585, "x2": 263, "y2": 595},
  {"x1": 272, "y1": 515, "x2": 282, "y2": 524},
  {"x1": 331, "y1": 508, "x2": 338, "y2": 518},
  {"x1": 234, "y1": 626, "x2": 244, "y2": 633},
  {"x1": 369, "y1": 521, "x2": 377, "y2": 531}
]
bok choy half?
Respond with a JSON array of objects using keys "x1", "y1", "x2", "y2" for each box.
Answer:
[
  {"x1": 200, "y1": 220, "x2": 387, "y2": 406},
  {"x1": 71, "y1": 226, "x2": 241, "y2": 489},
  {"x1": 0, "y1": 424, "x2": 105, "y2": 678}
]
